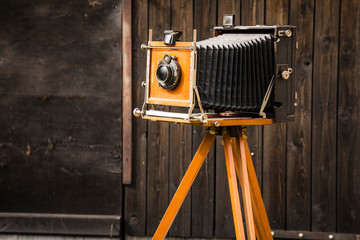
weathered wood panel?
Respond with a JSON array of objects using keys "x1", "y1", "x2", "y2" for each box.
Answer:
[
  {"x1": 3, "y1": 0, "x2": 360, "y2": 238},
  {"x1": 311, "y1": 0, "x2": 339, "y2": 232},
  {"x1": 126, "y1": 0, "x2": 360, "y2": 238},
  {"x1": 0, "y1": 0, "x2": 122, "y2": 236},
  {"x1": 124, "y1": 0, "x2": 148, "y2": 236},
  {"x1": 337, "y1": 0, "x2": 360, "y2": 233},
  {"x1": 286, "y1": 0, "x2": 314, "y2": 230},
  {"x1": 262, "y1": 0, "x2": 289, "y2": 230}
]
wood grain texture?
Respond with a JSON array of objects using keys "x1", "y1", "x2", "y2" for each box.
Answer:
[
  {"x1": 337, "y1": 0, "x2": 360, "y2": 233},
  {"x1": 124, "y1": 0, "x2": 148, "y2": 236},
  {"x1": 217, "y1": 0, "x2": 241, "y2": 26},
  {"x1": 191, "y1": 1, "x2": 217, "y2": 237},
  {"x1": 311, "y1": 0, "x2": 340, "y2": 232},
  {"x1": 122, "y1": 0, "x2": 132, "y2": 185},
  {"x1": 241, "y1": 0, "x2": 264, "y2": 25},
  {"x1": 0, "y1": 0, "x2": 122, "y2": 235},
  {"x1": 146, "y1": 0, "x2": 171, "y2": 236},
  {"x1": 262, "y1": 0, "x2": 289, "y2": 230},
  {"x1": 286, "y1": 0, "x2": 313, "y2": 231}
]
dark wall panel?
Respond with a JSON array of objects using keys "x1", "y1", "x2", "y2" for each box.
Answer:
[
  {"x1": 126, "y1": 0, "x2": 360, "y2": 238},
  {"x1": 311, "y1": 0, "x2": 339, "y2": 232},
  {"x1": 337, "y1": 0, "x2": 360, "y2": 233},
  {"x1": 286, "y1": 0, "x2": 314, "y2": 231},
  {"x1": 0, "y1": 0, "x2": 122, "y2": 236},
  {"x1": 124, "y1": 0, "x2": 148, "y2": 236},
  {"x1": 262, "y1": 0, "x2": 289, "y2": 230}
]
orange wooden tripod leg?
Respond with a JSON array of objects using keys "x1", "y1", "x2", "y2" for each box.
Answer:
[
  {"x1": 241, "y1": 128, "x2": 273, "y2": 240},
  {"x1": 231, "y1": 133, "x2": 256, "y2": 240},
  {"x1": 152, "y1": 131, "x2": 216, "y2": 240},
  {"x1": 223, "y1": 129, "x2": 246, "y2": 240}
]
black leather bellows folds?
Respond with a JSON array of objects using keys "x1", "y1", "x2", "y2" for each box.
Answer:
[{"x1": 196, "y1": 33, "x2": 275, "y2": 113}]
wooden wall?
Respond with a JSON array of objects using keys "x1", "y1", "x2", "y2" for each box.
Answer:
[
  {"x1": 0, "y1": 0, "x2": 123, "y2": 236},
  {"x1": 126, "y1": 0, "x2": 360, "y2": 238}
]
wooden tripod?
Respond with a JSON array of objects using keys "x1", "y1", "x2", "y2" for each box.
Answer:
[{"x1": 152, "y1": 126, "x2": 273, "y2": 240}]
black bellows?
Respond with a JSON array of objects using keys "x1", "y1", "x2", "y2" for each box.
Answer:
[{"x1": 196, "y1": 33, "x2": 275, "y2": 113}]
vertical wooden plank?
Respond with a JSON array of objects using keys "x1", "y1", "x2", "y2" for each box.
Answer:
[
  {"x1": 125, "y1": 0, "x2": 148, "y2": 236},
  {"x1": 286, "y1": 0, "x2": 314, "y2": 231},
  {"x1": 122, "y1": 0, "x2": 132, "y2": 185},
  {"x1": 168, "y1": 0, "x2": 193, "y2": 237},
  {"x1": 191, "y1": 0, "x2": 217, "y2": 237},
  {"x1": 337, "y1": 0, "x2": 360, "y2": 233},
  {"x1": 214, "y1": 2, "x2": 240, "y2": 237},
  {"x1": 240, "y1": 0, "x2": 265, "y2": 191},
  {"x1": 217, "y1": 0, "x2": 241, "y2": 26},
  {"x1": 263, "y1": 0, "x2": 289, "y2": 230},
  {"x1": 146, "y1": 0, "x2": 171, "y2": 236},
  {"x1": 311, "y1": 0, "x2": 339, "y2": 232},
  {"x1": 241, "y1": 0, "x2": 264, "y2": 25}
]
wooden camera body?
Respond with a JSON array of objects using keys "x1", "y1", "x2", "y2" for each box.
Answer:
[{"x1": 134, "y1": 25, "x2": 297, "y2": 127}]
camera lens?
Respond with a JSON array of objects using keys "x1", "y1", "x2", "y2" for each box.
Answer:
[
  {"x1": 156, "y1": 55, "x2": 181, "y2": 90},
  {"x1": 156, "y1": 65, "x2": 172, "y2": 82}
]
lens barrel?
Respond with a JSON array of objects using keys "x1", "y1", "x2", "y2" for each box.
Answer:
[{"x1": 156, "y1": 54, "x2": 181, "y2": 90}]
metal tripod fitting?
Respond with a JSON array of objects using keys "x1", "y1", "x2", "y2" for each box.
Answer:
[
  {"x1": 241, "y1": 126, "x2": 248, "y2": 140},
  {"x1": 222, "y1": 127, "x2": 228, "y2": 136},
  {"x1": 209, "y1": 127, "x2": 217, "y2": 135}
]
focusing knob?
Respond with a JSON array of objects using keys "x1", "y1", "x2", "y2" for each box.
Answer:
[{"x1": 156, "y1": 55, "x2": 181, "y2": 90}]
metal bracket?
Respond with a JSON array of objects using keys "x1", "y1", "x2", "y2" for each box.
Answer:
[
  {"x1": 277, "y1": 64, "x2": 293, "y2": 80},
  {"x1": 194, "y1": 86, "x2": 204, "y2": 114},
  {"x1": 259, "y1": 75, "x2": 274, "y2": 118},
  {"x1": 278, "y1": 29, "x2": 292, "y2": 37}
]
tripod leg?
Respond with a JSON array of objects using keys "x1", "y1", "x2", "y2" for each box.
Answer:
[
  {"x1": 152, "y1": 131, "x2": 216, "y2": 240},
  {"x1": 231, "y1": 134, "x2": 256, "y2": 240},
  {"x1": 240, "y1": 129, "x2": 273, "y2": 240},
  {"x1": 223, "y1": 129, "x2": 246, "y2": 240}
]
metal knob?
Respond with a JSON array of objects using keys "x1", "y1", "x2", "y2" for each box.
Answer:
[
  {"x1": 133, "y1": 108, "x2": 141, "y2": 117},
  {"x1": 281, "y1": 71, "x2": 290, "y2": 79},
  {"x1": 281, "y1": 68, "x2": 293, "y2": 80},
  {"x1": 141, "y1": 81, "x2": 146, "y2": 88},
  {"x1": 278, "y1": 29, "x2": 292, "y2": 37},
  {"x1": 200, "y1": 114, "x2": 208, "y2": 123},
  {"x1": 141, "y1": 44, "x2": 148, "y2": 51}
]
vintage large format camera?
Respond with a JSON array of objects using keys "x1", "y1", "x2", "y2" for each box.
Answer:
[{"x1": 134, "y1": 19, "x2": 296, "y2": 125}]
